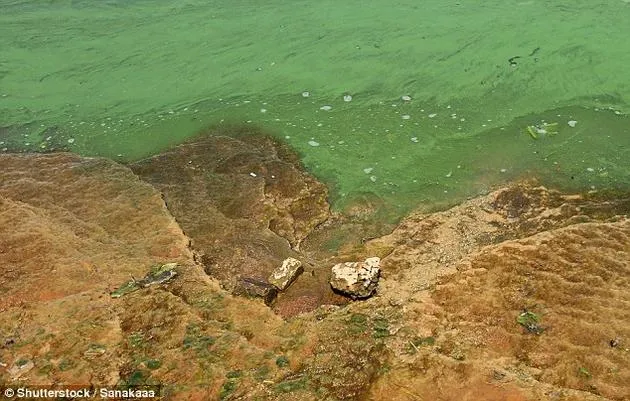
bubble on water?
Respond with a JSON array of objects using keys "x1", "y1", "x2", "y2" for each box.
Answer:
[
  {"x1": 320, "y1": 105, "x2": 332, "y2": 111},
  {"x1": 568, "y1": 120, "x2": 578, "y2": 127},
  {"x1": 402, "y1": 114, "x2": 411, "y2": 120},
  {"x1": 363, "y1": 167, "x2": 373, "y2": 174},
  {"x1": 370, "y1": 176, "x2": 377, "y2": 182},
  {"x1": 500, "y1": 168, "x2": 507, "y2": 173},
  {"x1": 445, "y1": 171, "x2": 452, "y2": 178},
  {"x1": 260, "y1": 108, "x2": 267, "y2": 113},
  {"x1": 302, "y1": 91, "x2": 311, "y2": 97},
  {"x1": 410, "y1": 137, "x2": 419, "y2": 143},
  {"x1": 343, "y1": 95, "x2": 353, "y2": 102},
  {"x1": 401, "y1": 95, "x2": 411, "y2": 101},
  {"x1": 67, "y1": 138, "x2": 75, "y2": 144},
  {"x1": 428, "y1": 113, "x2": 437, "y2": 118},
  {"x1": 308, "y1": 140, "x2": 320, "y2": 147},
  {"x1": 586, "y1": 167, "x2": 595, "y2": 172}
]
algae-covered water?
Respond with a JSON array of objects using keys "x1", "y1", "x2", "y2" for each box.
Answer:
[{"x1": 1, "y1": 0, "x2": 629, "y2": 215}]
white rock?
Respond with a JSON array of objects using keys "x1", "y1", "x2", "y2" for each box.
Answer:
[
  {"x1": 330, "y1": 257, "x2": 381, "y2": 299},
  {"x1": 249, "y1": 172, "x2": 257, "y2": 177}
]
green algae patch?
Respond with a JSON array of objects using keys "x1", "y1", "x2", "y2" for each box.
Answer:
[{"x1": 516, "y1": 311, "x2": 544, "y2": 334}]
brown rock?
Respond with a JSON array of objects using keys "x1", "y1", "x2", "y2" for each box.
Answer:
[{"x1": 233, "y1": 277, "x2": 278, "y2": 305}]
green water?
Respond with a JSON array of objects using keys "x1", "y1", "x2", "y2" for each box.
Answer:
[{"x1": 1, "y1": 0, "x2": 629, "y2": 215}]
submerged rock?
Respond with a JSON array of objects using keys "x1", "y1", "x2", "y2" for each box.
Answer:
[
  {"x1": 330, "y1": 257, "x2": 381, "y2": 299},
  {"x1": 268, "y1": 257, "x2": 303, "y2": 291}
]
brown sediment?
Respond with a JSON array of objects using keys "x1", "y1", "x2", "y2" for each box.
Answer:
[{"x1": 1, "y1": 137, "x2": 629, "y2": 400}]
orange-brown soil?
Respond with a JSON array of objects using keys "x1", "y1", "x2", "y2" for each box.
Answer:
[{"x1": 1, "y1": 141, "x2": 628, "y2": 400}]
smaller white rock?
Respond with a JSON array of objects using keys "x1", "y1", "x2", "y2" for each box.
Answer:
[
  {"x1": 249, "y1": 172, "x2": 257, "y2": 177},
  {"x1": 568, "y1": 120, "x2": 578, "y2": 127},
  {"x1": 268, "y1": 257, "x2": 303, "y2": 291}
]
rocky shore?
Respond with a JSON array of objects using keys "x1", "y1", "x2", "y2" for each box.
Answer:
[{"x1": 1, "y1": 129, "x2": 629, "y2": 400}]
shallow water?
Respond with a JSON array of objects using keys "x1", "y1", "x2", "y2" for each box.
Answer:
[{"x1": 1, "y1": 0, "x2": 629, "y2": 216}]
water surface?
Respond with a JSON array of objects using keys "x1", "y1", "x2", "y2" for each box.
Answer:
[{"x1": 1, "y1": 0, "x2": 629, "y2": 215}]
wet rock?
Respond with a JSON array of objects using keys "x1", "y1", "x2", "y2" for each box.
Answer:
[
  {"x1": 268, "y1": 257, "x2": 303, "y2": 290},
  {"x1": 330, "y1": 257, "x2": 381, "y2": 299},
  {"x1": 129, "y1": 128, "x2": 331, "y2": 311},
  {"x1": 233, "y1": 277, "x2": 278, "y2": 305}
]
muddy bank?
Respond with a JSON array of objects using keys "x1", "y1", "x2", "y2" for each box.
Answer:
[
  {"x1": 1, "y1": 132, "x2": 629, "y2": 400},
  {"x1": 128, "y1": 127, "x2": 351, "y2": 316}
]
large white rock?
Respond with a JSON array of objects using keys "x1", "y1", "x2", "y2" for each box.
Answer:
[
  {"x1": 330, "y1": 257, "x2": 380, "y2": 299},
  {"x1": 268, "y1": 257, "x2": 303, "y2": 291}
]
